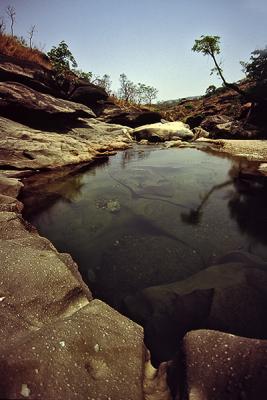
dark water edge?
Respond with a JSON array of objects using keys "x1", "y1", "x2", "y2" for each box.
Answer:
[{"x1": 20, "y1": 144, "x2": 267, "y2": 362}]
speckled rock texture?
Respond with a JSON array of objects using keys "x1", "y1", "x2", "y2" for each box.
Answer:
[
  {"x1": 0, "y1": 175, "x2": 149, "y2": 400},
  {"x1": 124, "y1": 251, "x2": 267, "y2": 364},
  {"x1": 180, "y1": 329, "x2": 267, "y2": 400}
]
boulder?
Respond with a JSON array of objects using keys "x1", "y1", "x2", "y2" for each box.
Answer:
[
  {"x1": 70, "y1": 84, "x2": 109, "y2": 113},
  {"x1": 0, "y1": 81, "x2": 96, "y2": 130},
  {"x1": 180, "y1": 330, "x2": 267, "y2": 400},
  {"x1": 124, "y1": 251, "x2": 267, "y2": 364},
  {"x1": 101, "y1": 103, "x2": 162, "y2": 127},
  {"x1": 133, "y1": 121, "x2": 194, "y2": 142}
]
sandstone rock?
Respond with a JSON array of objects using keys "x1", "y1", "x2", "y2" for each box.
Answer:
[
  {"x1": 181, "y1": 330, "x2": 267, "y2": 400},
  {"x1": 0, "y1": 81, "x2": 96, "y2": 129},
  {"x1": 133, "y1": 122, "x2": 194, "y2": 142},
  {"x1": 0, "y1": 205, "x2": 147, "y2": 399},
  {"x1": 200, "y1": 114, "x2": 232, "y2": 133},
  {"x1": 0, "y1": 299, "x2": 145, "y2": 400},
  {"x1": 215, "y1": 121, "x2": 258, "y2": 138},
  {"x1": 124, "y1": 251, "x2": 267, "y2": 364},
  {"x1": 0, "y1": 116, "x2": 133, "y2": 170},
  {"x1": 101, "y1": 104, "x2": 162, "y2": 128},
  {"x1": 0, "y1": 54, "x2": 59, "y2": 96},
  {"x1": 192, "y1": 126, "x2": 210, "y2": 140},
  {"x1": 70, "y1": 84, "x2": 108, "y2": 112}
]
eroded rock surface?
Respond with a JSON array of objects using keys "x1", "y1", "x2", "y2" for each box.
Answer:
[
  {"x1": 0, "y1": 81, "x2": 96, "y2": 129},
  {"x1": 181, "y1": 330, "x2": 267, "y2": 400},
  {"x1": 0, "y1": 116, "x2": 133, "y2": 170}
]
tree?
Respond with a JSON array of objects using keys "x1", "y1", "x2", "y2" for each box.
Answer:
[
  {"x1": 243, "y1": 47, "x2": 267, "y2": 82},
  {"x1": 118, "y1": 73, "x2": 137, "y2": 102},
  {"x1": 47, "y1": 40, "x2": 77, "y2": 75},
  {"x1": 72, "y1": 69, "x2": 93, "y2": 82},
  {"x1": 192, "y1": 35, "x2": 245, "y2": 97},
  {"x1": 6, "y1": 5, "x2": 15, "y2": 36},
  {"x1": 242, "y1": 46, "x2": 267, "y2": 103},
  {"x1": 205, "y1": 84, "x2": 216, "y2": 96},
  {"x1": 28, "y1": 25, "x2": 36, "y2": 49},
  {"x1": 144, "y1": 85, "x2": 158, "y2": 104},
  {"x1": 93, "y1": 74, "x2": 112, "y2": 95},
  {"x1": 0, "y1": 17, "x2": 6, "y2": 35}
]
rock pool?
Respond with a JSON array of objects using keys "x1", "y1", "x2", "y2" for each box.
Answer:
[{"x1": 21, "y1": 145, "x2": 267, "y2": 311}]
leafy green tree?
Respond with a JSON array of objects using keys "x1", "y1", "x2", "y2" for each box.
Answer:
[
  {"x1": 192, "y1": 35, "x2": 245, "y2": 97},
  {"x1": 244, "y1": 47, "x2": 267, "y2": 82},
  {"x1": 242, "y1": 46, "x2": 267, "y2": 103},
  {"x1": 72, "y1": 69, "x2": 93, "y2": 82},
  {"x1": 47, "y1": 40, "x2": 77, "y2": 74}
]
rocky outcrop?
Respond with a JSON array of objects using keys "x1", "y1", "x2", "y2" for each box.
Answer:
[
  {"x1": 180, "y1": 330, "x2": 267, "y2": 400},
  {"x1": 0, "y1": 81, "x2": 96, "y2": 129},
  {"x1": 133, "y1": 121, "x2": 194, "y2": 142},
  {"x1": 100, "y1": 102, "x2": 162, "y2": 127},
  {"x1": 0, "y1": 116, "x2": 133, "y2": 170},
  {"x1": 69, "y1": 83, "x2": 108, "y2": 112},
  {"x1": 124, "y1": 251, "x2": 267, "y2": 364}
]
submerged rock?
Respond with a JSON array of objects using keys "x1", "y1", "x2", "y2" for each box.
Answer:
[
  {"x1": 133, "y1": 121, "x2": 194, "y2": 142},
  {"x1": 106, "y1": 199, "x2": 121, "y2": 213}
]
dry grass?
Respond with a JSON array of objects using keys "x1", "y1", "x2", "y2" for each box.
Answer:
[
  {"x1": 109, "y1": 95, "x2": 155, "y2": 111},
  {"x1": 0, "y1": 33, "x2": 51, "y2": 69}
]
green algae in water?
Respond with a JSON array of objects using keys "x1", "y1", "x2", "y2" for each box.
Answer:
[{"x1": 21, "y1": 146, "x2": 267, "y2": 309}]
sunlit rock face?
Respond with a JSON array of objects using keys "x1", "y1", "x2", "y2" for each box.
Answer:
[
  {"x1": 180, "y1": 330, "x2": 267, "y2": 400},
  {"x1": 133, "y1": 121, "x2": 194, "y2": 142},
  {"x1": 0, "y1": 116, "x2": 133, "y2": 170}
]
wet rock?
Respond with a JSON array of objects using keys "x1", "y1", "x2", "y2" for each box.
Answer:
[
  {"x1": 106, "y1": 199, "x2": 121, "y2": 213},
  {"x1": 124, "y1": 251, "x2": 267, "y2": 364},
  {"x1": 181, "y1": 329, "x2": 267, "y2": 400},
  {"x1": 133, "y1": 121, "x2": 194, "y2": 142}
]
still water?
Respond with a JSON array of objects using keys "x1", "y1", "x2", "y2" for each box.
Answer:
[{"x1": 21, "y1": 145, "x2": 267, "y2": 309}]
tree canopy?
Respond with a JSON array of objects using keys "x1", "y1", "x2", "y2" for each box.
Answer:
[{"x1": 47, "y1": 41, "x2": 77, "y2": 74}]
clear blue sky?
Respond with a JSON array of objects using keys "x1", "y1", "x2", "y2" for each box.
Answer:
[{"x1": 1, "y1": 0, "x2": 266, "y2": 100}]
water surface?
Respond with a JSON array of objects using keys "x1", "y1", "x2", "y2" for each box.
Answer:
[{"x1": 22, "y1": 145, "x2": 267, "y2": 309}]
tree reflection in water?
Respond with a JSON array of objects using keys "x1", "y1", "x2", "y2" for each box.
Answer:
[{"x1": 228, "y1": 175, "x2": 267, "y2": 245}]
